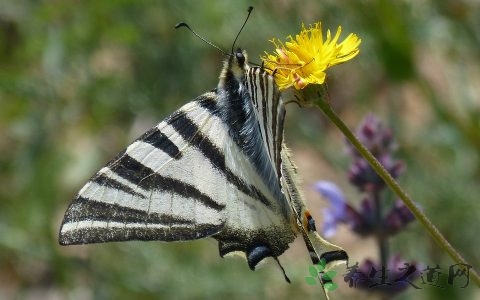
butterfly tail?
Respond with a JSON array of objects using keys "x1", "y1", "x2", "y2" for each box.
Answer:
[{"x1": 280, "y1": 145, "x2": 348, "y2": 298}]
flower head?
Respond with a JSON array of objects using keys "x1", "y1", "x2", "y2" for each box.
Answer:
[{"x1": 261, "y1": 22, "x2": 361, "y2": 90}]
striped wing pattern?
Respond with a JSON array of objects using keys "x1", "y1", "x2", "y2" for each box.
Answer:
[
  {"x1": 60, "y1": 94, "x2": 229, "y2": 244},
  {"x1": 246, "y1": 67, "x2": 285, "y2": 180}
]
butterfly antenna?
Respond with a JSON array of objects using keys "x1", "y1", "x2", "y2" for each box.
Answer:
[
  {"x1": 175, "y1": 22, "x2": 227, "y2": 55},
  {"x1": 231, "y1": 6, "x2": 254, "y2": 54}
]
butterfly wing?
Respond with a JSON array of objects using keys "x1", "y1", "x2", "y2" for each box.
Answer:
[{"x1": 59, "y1": 93, "x2": 229, "y2": 245}]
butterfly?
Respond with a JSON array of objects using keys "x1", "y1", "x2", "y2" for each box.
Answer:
[{"x1": 59, "y1": 9, "x2": 347, "y2": 298}]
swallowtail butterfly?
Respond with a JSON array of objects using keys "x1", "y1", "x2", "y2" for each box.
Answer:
[{"x1": 59, "y1": 9, "x2": 348, "y2": 298}]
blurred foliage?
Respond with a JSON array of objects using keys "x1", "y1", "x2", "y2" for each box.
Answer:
[{"x1": 0, "y1": 0, "x2": 479, "y2": 299}]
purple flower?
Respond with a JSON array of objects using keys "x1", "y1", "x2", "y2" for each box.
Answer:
[
  {"x1": 314, "y1": 181, "x2": 347, "y2": 237},
  {"x1": 347, "y1": 114, "x2": 395, "y2": 159},
  {"x1": 348, "y1": 154, "x2": 404, "y2": 192},
  {"x1": 383, "y1": 200, "x2": 415, "y2": 236},
  {"x1": 346, "y1": 115, "x2": 404, "y2": 192},
  {"x1": 314, "y1": 181, "x2": 371, "y2": 237}
]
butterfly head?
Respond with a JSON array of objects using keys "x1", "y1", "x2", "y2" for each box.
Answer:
[
  {"x1": 219, "y1": 48, "x2": 249, "y2": 87},
  {"x1": 233, "y1": 48, "x2": 246, "y2": 68}
]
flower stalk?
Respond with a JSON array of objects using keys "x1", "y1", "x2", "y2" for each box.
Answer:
[{"x1": 314, "y1": 96, "x2": 480, "y2": 287}]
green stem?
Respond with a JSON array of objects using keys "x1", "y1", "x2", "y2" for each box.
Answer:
[{"x1": 314, "y1": 98, "x2": 480, "y2": 287}]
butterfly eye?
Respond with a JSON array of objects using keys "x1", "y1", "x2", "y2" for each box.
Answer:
[{"x1": 235, "y1": 49, "x2": 245, "y2": 67}]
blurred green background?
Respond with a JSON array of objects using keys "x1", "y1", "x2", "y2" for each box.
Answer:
[{"x1": 0, "y1": 0, "x2": 479, "y2": 299}]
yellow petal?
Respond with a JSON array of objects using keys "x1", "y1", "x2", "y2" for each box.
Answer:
[{"x1": 261, "y1": 22, "x2": 361, "y2": 90}]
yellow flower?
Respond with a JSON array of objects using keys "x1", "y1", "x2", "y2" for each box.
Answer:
[{"x1": 262, "y1": 22, "x2": 361, "y2": 90}]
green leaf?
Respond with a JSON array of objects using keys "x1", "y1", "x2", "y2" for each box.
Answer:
[
  {"x1": 316, "y1": 259, "x2": 326, "y2": 272},
  {"x1": 308, "y1": 265, "x2": 318, "y2": 277},
  {"x1": 305, "y1": 276, "x2": 317, "y2": 286},
  {"x1": 324, "y1": 281, "x2": 338, "y2": 291},
  {"x1": 322, "y1": 270, "x2": 337, "y2": 281}
]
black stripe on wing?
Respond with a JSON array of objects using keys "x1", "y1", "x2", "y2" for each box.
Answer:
[
  {"x1": 111, "y1": 155, "x2": 225, "y2": 211},
  {"x1": 91, "y1": 173, "x2": 146, "y2": 199},
  {"x1": 271, "y1": 80, "x2": 285, "y2": 178},
  {"x1": 137, "y1": 127, "x2": 182, "y2": 159},
  {"x1": 62, "y1": 196, "x2": 193, "y2": 225},
  {"x1": 197, "y1": 94, "x2": 219, "y2": 115},
  {"x1": 168, "y1": 111, "x2": 272, "y2": 208},
  {"x1": 60, "y1": 223, "x2": 220, "y2": 244}
]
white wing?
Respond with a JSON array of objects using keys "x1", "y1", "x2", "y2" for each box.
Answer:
[{"x1": 59, "y1": 93, "x2": 228, "y2": 244}]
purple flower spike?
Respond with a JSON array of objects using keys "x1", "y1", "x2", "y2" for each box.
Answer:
[{"x1": 316, "y1": 114, "x2": 421, "y2": 297}]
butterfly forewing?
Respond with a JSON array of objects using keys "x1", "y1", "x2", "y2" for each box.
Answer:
[{"x1": 59, "y1": 94, "x2": 228, "y2": 244}]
